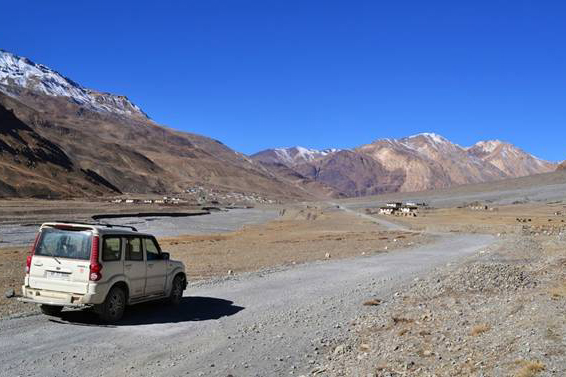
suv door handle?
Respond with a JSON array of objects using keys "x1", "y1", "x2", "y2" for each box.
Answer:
[
  {"x1": 147, "y1": 264, "x2": 154, "y2": 268},
  {"x1": 124, "y1": 264, "x2": 132, "y2": 268},
  {"x1": 33, "y1": 262, "x2": 43, "y2": 266}
]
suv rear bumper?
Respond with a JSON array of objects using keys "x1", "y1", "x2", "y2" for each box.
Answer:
[
  {"x1": 20, "y1": 285, "x2": 101, "y2": 307},
  {"x1": 18, "y1": 297, "x2": 86, "y2": 308}
]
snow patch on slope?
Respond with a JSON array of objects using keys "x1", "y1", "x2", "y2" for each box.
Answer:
[
  {"x1": 469, "y1": 140, "x2": 503, "y2": 154},
  {"x1": 0, "y1": 49, "x2": 147, "y2": 118},
  {"x1": 407, "y1": 132, "x2": 449, "y2": 144},
  {"x1": 271, "y1": 146, "x2": 340, "y2": 165}
]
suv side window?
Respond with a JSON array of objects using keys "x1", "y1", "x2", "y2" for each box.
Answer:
[
  {"x1": 125, "y1": 237, "x2": 143, "y2": 261},
  {"x1": 102, "y1": 237, "x2": 122, "y2": 261},
  {"x1": 144, "y1": 237, "x2": 161, "y2": 261}
]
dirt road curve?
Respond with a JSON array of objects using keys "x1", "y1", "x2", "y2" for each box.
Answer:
[{"x1": 0, "y1": 230, "x2": 493, "y2": 377}]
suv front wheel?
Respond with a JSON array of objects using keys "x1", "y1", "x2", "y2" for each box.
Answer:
[
  {"x1": 97, "y1": 286, "x2": 126, "y2": 323},
  {"x1": 169, "y1": 275, "x2": 184, "y2": 305}
]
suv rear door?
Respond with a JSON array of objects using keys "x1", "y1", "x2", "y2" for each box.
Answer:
[
  {"x1": 29, "y1": 227, "x2": 92, "y2": 294},
  {"x1": 124, "y1": 236, "x2": 146, "y2": 298},
  {"x1": 101, "y1": 235, "x2": 124, "y2": 284},
  {"x1": 143, "y1": 237, "x2": 166, "y2": 294}
]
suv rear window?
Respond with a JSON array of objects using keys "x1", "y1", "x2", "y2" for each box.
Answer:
[
  {"x1": 103, "y1": 237, "x2": 122, "y2": 261},
  {"x1": 35, "y1": 228, "x2": 92, "y2": 260},
  {"x1": 125, "y1": 237, "x2": 143, "y2": 261}
]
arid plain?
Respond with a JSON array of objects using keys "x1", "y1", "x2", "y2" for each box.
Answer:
[{"x1": 1, "y1": 171, "x2": 566, "y2": 376}]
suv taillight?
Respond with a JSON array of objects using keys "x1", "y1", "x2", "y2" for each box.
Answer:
[
  {"x1": 89, "y1": 235, "x2": 102, "y2": 281},
  {"x1": 26, "y1": 255, "x2": 32, "y2": 274},
  {"x1": 26, "y1": 232, "x2": 40, "y2": 274}
]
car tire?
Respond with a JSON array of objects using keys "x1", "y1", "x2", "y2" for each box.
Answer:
[
  {"x1": 40, "y1": 304, "x2": 63, "y2": 316},
  {"x1": 98, "y1": 286, "x2": 126, "y2": 323},
  {"x1": 169, "y1": 275, "x2": 184, "y2": 305}
]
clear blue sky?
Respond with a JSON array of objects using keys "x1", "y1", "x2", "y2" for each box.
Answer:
[{"x1": 2, "y1": 1, "x2": 565, "y2": 160}]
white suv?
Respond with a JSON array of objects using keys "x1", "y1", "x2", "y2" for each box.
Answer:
[{"x1": 20, "y1": 221, "x2": 187, "y2": 323}]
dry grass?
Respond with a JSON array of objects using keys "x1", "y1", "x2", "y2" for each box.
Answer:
[
  {"x1": 470, "y1": 323, "x2": 491, "y2": 336},
  {"x1": 549, "y1": 281, "x2": 566, "y2": 300},
  {"x1": 162, "y1": 209, "x2": 424, "y2": 280},
  {"x1": 515, "y1": 360, "x2": 545, "y2": 377}
]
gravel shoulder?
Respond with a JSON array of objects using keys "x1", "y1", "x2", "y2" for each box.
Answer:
[{"x1": 322, "y1": 235, "x2": 566, "y2": 377}]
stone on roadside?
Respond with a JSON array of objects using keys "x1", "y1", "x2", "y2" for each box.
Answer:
[{"x1": 333, "y1": 344, "x2": 346, "y2": 355}]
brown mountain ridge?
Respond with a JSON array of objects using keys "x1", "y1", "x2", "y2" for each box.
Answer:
[{"x1": 253, "y1": 134, "x2": 556, "y2": 197}]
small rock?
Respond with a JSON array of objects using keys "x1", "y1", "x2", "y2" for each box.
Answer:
[
  {"x1": 363, "y1": 299, "x2": 381, "y2": 306},
  {"x1": 4, "y1": 289, "x2": 15, "y2": 298},
  {"x1": 333, "y1": 345, "x2": 346, "y2": 355},
  {"x1": 360, "y1": 343, "x2": 370, "y2": 352}
]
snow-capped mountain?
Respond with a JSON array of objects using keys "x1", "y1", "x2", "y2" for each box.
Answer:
[
  {"x1": 251, "y1": 146, "x2": 341, "y2": 166},
  {"x1": 0, "y1": 49, "x2": 148, "y2": 118},
  {"x1": 357, "y1": 133, "x2": 507, "y2": 192},
  {"x1": 255, "y1": 133, "x2": 557, "y2": 197}
]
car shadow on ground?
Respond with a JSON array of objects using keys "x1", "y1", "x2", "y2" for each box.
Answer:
[{"x1": 49, "y1": 296, "x2": 244, "y2": 327}]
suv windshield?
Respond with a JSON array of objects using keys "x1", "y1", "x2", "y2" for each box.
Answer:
[{"x1": 35, "y1": 228, "x2": 92, "y2": 260}]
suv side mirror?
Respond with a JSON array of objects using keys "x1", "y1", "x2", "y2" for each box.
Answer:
[{"x1": 161, "y1": 252, "x2": 170, "y2": 260}]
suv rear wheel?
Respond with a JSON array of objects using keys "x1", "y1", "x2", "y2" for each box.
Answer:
[
  {"x1": 98, "y1": 286, "x2": 126, "y2": 323},
  {"x1": 40, "y1": 304, "x2": 63, "y2": 316}
]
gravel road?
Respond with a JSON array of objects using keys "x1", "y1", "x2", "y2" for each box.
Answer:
[{"x1": 0, "y1": 229, "x2": 493, "y2": 377}]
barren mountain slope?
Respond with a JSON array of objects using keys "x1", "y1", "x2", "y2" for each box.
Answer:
[
  {"x1": 294, "y1": 150, "x2": 406, "y2": 197},
  {"x1": 0, "y1": 101, "x2": 120, "y2": 198},
  {"x1": 468, "y1": 140, "x2": 555, "y2": 176},
  {"x1": 255, "y1": 161, "x2": 344, "y2": 198},
  {"x1": 0, "y1": 49, "x2": 312, "y2": 199}
]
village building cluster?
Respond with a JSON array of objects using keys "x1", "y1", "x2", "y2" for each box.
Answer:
[
  {"x1": 459, "y1": 201, "x2": 498, "y2": 211},
  {"x1": 110, "y1": 196, "x2": 187, "y2": 205},
  {"x1": 378, "y1": 202, "x2": 425, "y2": 217},
  {"x1": 109, "y1": 186, "x2": 278, "y2": 207},
  {"x1": 184, "y1": 186, "x2": 277, "y2": 205}
]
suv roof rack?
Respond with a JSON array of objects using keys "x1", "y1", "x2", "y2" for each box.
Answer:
[{"x1": 51, "y1": 221, "x2": 138, "y2": 232}]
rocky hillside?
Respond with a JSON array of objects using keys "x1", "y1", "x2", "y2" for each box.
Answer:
[
  {"x1": 293, "y1": 150, "x2": 405, "y2": 197},
  {"x1": 0, "y1": 101, "x2": 120, "y2": 197},
  {"x1": 254, "y1": 133, "x2": 555, "y2": 197},
  {"x1": 0, "y1": 49, "x2": 313, "y2": 200},
  {"x1": 557, "y1": 161, "x2": 566, "y2": 170}
]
